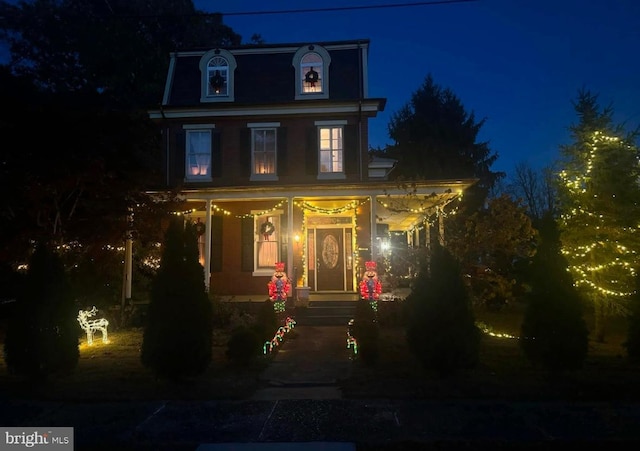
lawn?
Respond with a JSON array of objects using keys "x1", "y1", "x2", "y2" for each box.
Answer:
[{"x1": 1, "y1": 302, "x2": 639, "y2": 403}]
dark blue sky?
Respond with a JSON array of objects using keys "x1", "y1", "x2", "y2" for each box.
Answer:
[{"x1": 195, "y1": 0, "x2": 640, "y2": 176}]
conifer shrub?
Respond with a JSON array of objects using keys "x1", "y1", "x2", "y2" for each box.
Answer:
[
  {"x1": 623, "y1": 276, "x2": 640, "y2": 363},
  {"x1": 3, "y1": 243, "x2": 79, "y2": 379},
  {"x1": 353, "y1": 300, "x2": 380, "y2": 365},
  {"x1": 405, "y1": 243, "x2": 481, "y2": 377},
  {"x1": 226, "y1": 325, "x2": 261, "y2": 365},
  {"x1": 252, "y1": 299, "x2": 279, "y2": 343},
  {"x1": 520, "y1": 215, "x2": 588, "y2": 372},
  {"x1": 141, "y1": 218, "x2": 212, "y2": 381}
]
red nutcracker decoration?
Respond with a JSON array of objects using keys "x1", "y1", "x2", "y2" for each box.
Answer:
[
  {"x1": 360, "y1": 261, "x2": 382, "y2": 301},
  {"x1": 268, "y1": 262, "x2": 291, "y2": 313}
]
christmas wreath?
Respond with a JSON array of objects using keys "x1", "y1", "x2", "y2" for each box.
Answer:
[
  {"x1": 260, "y1": 221, "x2": 275, "y2": 239},
  {"x1": 305, "y1": 68, "x2": 319, "y2": 85}
]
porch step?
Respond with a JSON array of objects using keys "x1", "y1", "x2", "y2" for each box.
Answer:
[{"x1": 295, "y1": 300, "x2": 357, "y2": 326}]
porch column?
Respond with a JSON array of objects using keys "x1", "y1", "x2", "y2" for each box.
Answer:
[
  {"x1": 204, "y1": 199, "x2": 212, "y2": 291},
  {"x1": 287, "y1": 196, "x2": 294, "y2": 285},
  {"x1": 370, "y1": 195, "x2": 377, "y2": 262},
  {"x1": 425, "y1": 218, "x2": 431, "y2": 250},
  {"x1": 438, "y1": 208, "x2": 445, "y2": 246}
]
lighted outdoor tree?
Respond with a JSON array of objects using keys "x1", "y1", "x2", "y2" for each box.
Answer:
[{"x1": 556, "y1": 89, "x2": 640, "y2": 342}]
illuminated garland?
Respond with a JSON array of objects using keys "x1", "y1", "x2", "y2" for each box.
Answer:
[{"x1": 296, "y1": 199, "x2": 368, "y2": 214}]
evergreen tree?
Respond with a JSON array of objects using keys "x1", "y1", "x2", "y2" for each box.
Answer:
[
  {"x1": 520, "y1": 214, "x2": 589, "y2": 372},
  {"x1": 623, "y1": 273, "x2": 640, "y2": 364},
  {"x1": 385, "y1": 74, "x2": 504, "y2": 210},
  {"x1": 405, "y1": 243, "x2": 481, "y2": 376},
  {"x1": 141, "y1": 217, "x2": 212, "y2": 381},
  {"x1": 556, "y1": 89, "x2": 640, "y2": 342},
  {"x1": 3, "y1": 243, "x2": 79, "y2": 379}
]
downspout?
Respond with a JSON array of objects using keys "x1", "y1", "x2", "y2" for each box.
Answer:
[
  {"x1": 160, "y1": 105, "x2": 170, "y2": 186},
  {"x1": 357, "y1": 40, "x2": 363, "y2": 181}
]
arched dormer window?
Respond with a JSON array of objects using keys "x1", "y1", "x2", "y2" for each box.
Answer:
[
  {"x1": 293, "y1": 44, "x2": 331, "y2": 100},
  {"x1": 200, "y1": 48, "x2": 237, "y2": 102}
]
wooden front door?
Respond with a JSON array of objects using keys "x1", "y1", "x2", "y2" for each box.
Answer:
[{"x1": 315, "y1": 228, "x2": 345, "y2": 291}]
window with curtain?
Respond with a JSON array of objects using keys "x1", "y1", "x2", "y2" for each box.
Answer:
[
  {"x1": 186, "y1": 130, "x2": 211, "y2": 179},
  {"x1": 255, "y1": 214, "x2": 279, "y2": 271},
  {"x1": 252, "y1": 128, "x2": 277, "y2": 175}
]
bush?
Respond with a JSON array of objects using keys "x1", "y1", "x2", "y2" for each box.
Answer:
[
  {"x1": 226, "y1": 326, "x2": 261, "y2": 365},
  {"x1": 520, "y1": 215, "x2": 588, "y2": 372},
  {"x1": 253, "y1": 300, "x2": 278, "y2": 343},
  {"x1": 3, "y1": 243, "x2": 79, "y2": 379},
  {"x1": 141, "y1": 218, "x2": 212, "y2": 381},
  {"x1": 353, "y1": 300, "x2": 380, "y2": 366},
  {"x1": 405, "y1": 244, "x2": 481, "y2": 377}
]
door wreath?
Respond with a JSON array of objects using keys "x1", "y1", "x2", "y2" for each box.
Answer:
[{"x1": 261, "y1": 221, "x2": 275, "y2": 240}]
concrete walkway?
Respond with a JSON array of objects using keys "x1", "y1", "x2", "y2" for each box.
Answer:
[{"x1": 252, "y1": 325, "x2": 352, "y2": 400}]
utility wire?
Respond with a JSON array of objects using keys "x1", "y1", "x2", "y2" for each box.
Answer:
[
  {"x1": 92, "y1": 0, "x2": 477, "y2": 20},
  {"x1": 209, "y1": 0, "x2": 478, "y2": 17}
]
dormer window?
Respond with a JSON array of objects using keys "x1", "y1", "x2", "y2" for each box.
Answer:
[
  {"x1": 200, "y1": 49, "x2": 237, "y2": 103},
  {"x1": 293, "y1": 44, "x2": 331, "y2": 100}
]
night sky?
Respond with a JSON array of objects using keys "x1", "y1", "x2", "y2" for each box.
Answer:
[{"x1": 195, "y1": 0, "x2": 640, "y2": 176}]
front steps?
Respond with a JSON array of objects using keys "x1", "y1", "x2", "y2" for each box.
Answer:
[{"x1": 294, "y1": 300, "x2": 357, "y2": 326}]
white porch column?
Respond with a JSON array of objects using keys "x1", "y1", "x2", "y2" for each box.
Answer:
[
  {"x1": 438, "y1": 208, "x2": 445, "y2": 246},
  {"x1": 370, "y1": 195, "x2": 377, "y2": 262},
  {"x1": 425, "y1": 218, "x2": 431, "y2": 250},
  {"x1": 204, "y1": 199, "x2": 212, "y2": 291},
  {"x1": 287, "y1": 196, "x2": 294, "y2": 284}
]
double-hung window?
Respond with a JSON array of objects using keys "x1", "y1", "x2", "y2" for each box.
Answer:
[
  {"x1": 249, "y1": 122, "x2": 279, "y2": 181},
  {"x1": 199, "y1": 49, "x2": 237, "y2": 103},
  {"x1": 316, "y1": 121, "x2": 346, "y2": 179},
  {"x1": 293, "y1": 44, "x2": 331, "y2": 100},
  {"x1": 255, "y1": 213, "x2": 281, "y2": 273},
  {"x1": 184, "y1": 126, "x2": 213, "y2": 180}
]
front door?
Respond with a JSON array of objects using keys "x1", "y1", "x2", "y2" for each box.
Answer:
[{"x1": 315, "y1": 228, "x2": 344, "y2": 291}]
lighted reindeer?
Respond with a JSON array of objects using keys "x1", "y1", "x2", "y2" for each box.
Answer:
[{"x1": 77, "y1": 306, "x2": 109, "y2": 345}]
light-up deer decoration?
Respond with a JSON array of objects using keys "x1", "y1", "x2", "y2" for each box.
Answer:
[{"x1": 77, "y1": 306, "x2": 109, "y2": 345}]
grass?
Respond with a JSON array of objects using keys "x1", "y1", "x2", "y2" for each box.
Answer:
[{"x1": 1, "y1": 302, "x2": 639, "y2": 403}]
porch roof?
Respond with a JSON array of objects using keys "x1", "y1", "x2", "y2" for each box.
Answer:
[{"x1": 169, "y1": 178, "x2": 477, "y2": 232}]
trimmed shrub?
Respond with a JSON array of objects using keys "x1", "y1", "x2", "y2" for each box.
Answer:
[
  {"x1": 353, "y1": 300, "x2": 380, "y2": 365},
  {"x1": 3, "y1": 243, "x2": 79, "y2": 379},
  {"x1": 520, "y1": 214, "x2": 588, "y2": 372},
  {"x1": 405, "y1": 243, "x2": 481, "y2": 377},
  {"x1": 253, "y1": 300, "x2": 279, "y2": 343},
  {"x1": 226, "y1": 326, "x2": 261, "y2": 365},
  {"x1": 141, "y1": 218, "x2": 212, "y2": 381}
]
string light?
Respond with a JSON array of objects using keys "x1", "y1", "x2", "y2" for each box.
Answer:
[{"x1": 558, "y1": 130, "x2": 639, "y2": 298}]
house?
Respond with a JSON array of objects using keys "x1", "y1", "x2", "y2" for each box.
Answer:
[{"x1": 148, "y1": 39, "x2": 475, "y2": 300}]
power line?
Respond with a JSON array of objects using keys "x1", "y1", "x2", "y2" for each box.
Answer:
[{"x1": 203, "y1": 0, "x2": 478, "y2": 17}]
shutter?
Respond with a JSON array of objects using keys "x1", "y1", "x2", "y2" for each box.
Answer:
[
  {"x1": 175, "y1": 131, "x2": 186, "y2": 184},
  {"x1": 241, "y1": 217, "x2": 254, "y2": 271},
  {"x1": 344, "y1": 124, "x2": 358, "y2": 175},
  {"x1": 277, "y1": 127, "x2": 287, "y2": 176},
  {"x1": 211, "y1": 131, "x2": 222, "y2": 178},
  {"x1": 240, "y1": 128, "x2": 251, "y2": 176},
  {"x1": 305, "y1": 127, "x2": 318, "y2": 175},
  {"x1": 210, "y1": 215, "x2": 223, "y2": 272}
]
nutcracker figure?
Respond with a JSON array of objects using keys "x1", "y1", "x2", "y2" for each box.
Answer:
[
  {"x1": 359, "y1": 261, "x2": 382, "y2": 311},
  {"x1": 268, "y1": 262, "x2": 291, "y2": 313}
]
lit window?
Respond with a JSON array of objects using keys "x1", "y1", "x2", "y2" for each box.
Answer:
[
  {"x1": 255, "y1": 214, "x2": 280, "y2": 272},
  {"x1": 253, "y1": 128, "x2": 277, "y2": 175},
  {"x1": 207, "y1": 56, "x2": 228, "y2": 96},
  {"x1": 199, "y1": 49, "x2": 237, "y2": 102},
  {"x1": 301, "y1": 53, "x2": 322, "y2": 93},
  {"x1": 319, "y1": 126, "x2": 343, "y2": 173},
  {"x1": 186, "y1": 130, "x2": 211, "y2": 179},
  {"x1": 293, "y1": 45, "x2": 331, "y2": 100}
]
